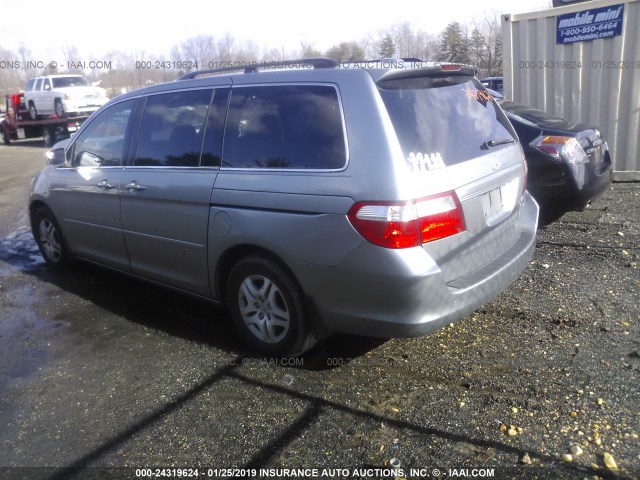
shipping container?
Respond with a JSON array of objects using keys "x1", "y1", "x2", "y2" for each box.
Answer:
[{"x1": 502, "y1": 0, "x2": 640, "y2": 180}]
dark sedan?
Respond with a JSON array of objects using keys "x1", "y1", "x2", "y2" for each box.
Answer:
[{"x1": 498, "y1": 100, "x2": 613, "y2": 224}]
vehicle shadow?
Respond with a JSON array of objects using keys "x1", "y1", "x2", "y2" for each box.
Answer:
[
  {"x1": 2, "y1": 139, "x2": 47, "y2": 148},
  {"x1": 0, "y1": 228, "x2": 385, "y2": 368}
]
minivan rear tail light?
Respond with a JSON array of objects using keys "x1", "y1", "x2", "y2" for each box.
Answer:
[
  {"x1": 440, "y1": 64, "x2": 462, "y2": 71},
  {"x1": 348, "y1": 192, "x2": 465, "y2": 249}
]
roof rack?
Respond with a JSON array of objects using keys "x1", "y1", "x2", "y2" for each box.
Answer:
[{"x1": 178, "y1": 57, "x2": 338, "y2": 80}]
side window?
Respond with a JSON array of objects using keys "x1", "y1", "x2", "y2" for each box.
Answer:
[
  {"x1": 26, "y1": 79, "x2": 36, "y2": 91},
  {"x1": 35, "y1": 78, "x2": 43, "y2": 91},
  {"x1": 223, "y1": 85, "x2": 346, "y2": 170},
  {"x1": 72, "y1": 100, "x2": 135, "y2": 168},
  {"x1": 133, "y1": 89, "x2": 212, "y2": 167},
  {"x1": 43, "y1": 78, "x2": 52, "y2": 91}
]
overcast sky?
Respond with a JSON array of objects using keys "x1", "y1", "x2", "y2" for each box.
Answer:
[{"x1": 0, "y1": 0, "x2": 552, "y2": 60}]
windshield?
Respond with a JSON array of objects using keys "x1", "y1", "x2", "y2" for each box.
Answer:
[
  {"x1": 378, "y1": 75, "x2": 517, "y2": 167},
  {"x1": 52, "y1": 76, "x2": 90, "y2": 88},
  {"x1": 498, "y1": 100, "x2": 566, "y2": 127}
]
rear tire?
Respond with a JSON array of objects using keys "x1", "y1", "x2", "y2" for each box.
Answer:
[
  {"x1": 227, "y1": 256, "x2": 316, "y2": 356},
  {"x1": 33, "y1": 206, "x2": 72, "y2": 268},
  {"x1": 43, "y1": 127, "x2": 54, "y2": 148}
]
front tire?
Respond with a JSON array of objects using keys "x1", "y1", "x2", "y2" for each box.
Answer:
[
  {"x1": 227, "y1": 256, "x2": 315, "y2": 356},
  {"x1": 33, "y1": 207, "x2": 71, "y2": 267}
]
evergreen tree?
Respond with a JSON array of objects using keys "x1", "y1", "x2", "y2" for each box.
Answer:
[
  {"x1": 438, "y1": 22, "x2": 470, "y2": 64},
  {"x1": 378, "y1": 34, "x2": 396, "y2": 58}
]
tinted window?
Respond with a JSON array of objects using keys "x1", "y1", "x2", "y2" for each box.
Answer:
[
  {"x1": 52, "y1": 76, "x2": 90, "y2": 88},
  {"x1": 43, "y1": 78, "x2": 51, "y2": 90},
  {"x1": 223, "y1": 85, "x2": 346, "y2": 169},
  {"x1": 378, "y1": 76, "x2": 517, "y2": 167},
  {"x1": 26, "y1": 79, "x2": 36, "y2": 91},
  {"x1": 35, "y1": 79, "x2": 43, "y2": 91},
  {"x1": 133, "y1": 89, "x2": 213, "y2": 167},
  {"x1": 72, "y1": 100, "x2": 135, "y2": 167}
]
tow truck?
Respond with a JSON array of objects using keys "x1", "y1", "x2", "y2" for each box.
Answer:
[{"x1": 1, "y1": 92, "x2": 90, "y2": 147}]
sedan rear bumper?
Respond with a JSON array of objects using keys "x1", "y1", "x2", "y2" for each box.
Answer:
[{"x1": 529, "y1": 160, "x2": 612, "y2": 212}]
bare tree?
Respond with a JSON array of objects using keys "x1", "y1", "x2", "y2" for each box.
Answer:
[
  {"x1": 17, "y1": 43, "x2": 36, "y2": 81},
  {"x1": 479, "y1": 13, "x2": 502, "y2": 76},
  {"x1": 217, "y1": 34, "x2": 235, "y2": 61},
  {"x1": 0, "y1": 46, "x2": 22, "y2": 96},
  {"x1": 174, "y1": 35, "x2": 217, "y2": 68},
  {"x1": 300, "y1": 41, "x2": 322, "y2": 58}
]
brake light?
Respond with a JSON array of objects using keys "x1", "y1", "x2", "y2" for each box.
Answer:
[
  {"x1": 348, "y1": 192, "x2": 465, "y2": 249},
  {"x1": 440, "y1": 64, "x2": 462, "y2": 71},
  {"x1": 530, "y1": 135, "x2": 588, "y2": 164}
]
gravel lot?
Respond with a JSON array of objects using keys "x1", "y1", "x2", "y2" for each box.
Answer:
[{"x1": 0, "y1": 142, "x2": 638, "y2": 480}]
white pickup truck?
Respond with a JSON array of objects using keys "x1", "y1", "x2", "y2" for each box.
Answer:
[{"x1": 24, "y1": 75, "x2": 109, "y2": 119}]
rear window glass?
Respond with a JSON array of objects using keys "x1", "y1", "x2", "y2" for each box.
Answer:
[
  {"x1": 223, "y1": 85, "x2": 346, "y2": 170},
  {"x1": 378, "y1": 76, "x2": 517, "y2": 168},
  {"x1": 52, "y1": 76, "x2": 90, "y2": 88},
  {"x1": 499, "y1": 100, "x2": 566, "y2": 128}
]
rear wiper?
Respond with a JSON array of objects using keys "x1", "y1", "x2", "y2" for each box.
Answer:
[{"x1": 482, "y1": 138, "x2": 517, "y2": 149}]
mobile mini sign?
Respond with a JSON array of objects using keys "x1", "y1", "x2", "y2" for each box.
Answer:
[{"x1": 556, "y1": 3, "x2": 625, "y2": 45}]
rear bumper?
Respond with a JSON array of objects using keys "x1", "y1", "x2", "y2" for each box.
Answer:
[
  {"x1": 529, "y1": 158, "x2": 613, "y2": 212},
  {"x1": 295, "y1": 192, "x2": 539, "y2": 338}
]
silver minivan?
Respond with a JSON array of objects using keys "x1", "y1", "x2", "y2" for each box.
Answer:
[{"x1": 30, "y1": 59, "x2": 539, "y2": 355}]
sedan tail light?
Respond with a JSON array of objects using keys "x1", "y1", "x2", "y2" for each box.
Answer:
[
  {"x1": 348, "y1": 192, "x2": 466, "y2": 249},
  {"x1": 530, "y1": 135, "x2": 588, "y2": 164}
]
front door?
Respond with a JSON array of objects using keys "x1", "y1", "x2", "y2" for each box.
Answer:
[{"x1": 48, "y1": 99, "x2": 137, "y2": 270}]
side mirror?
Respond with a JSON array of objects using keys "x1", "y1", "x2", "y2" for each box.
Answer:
[{"x1": 46, "y1": 148, "x2": 66, "y2": 166}]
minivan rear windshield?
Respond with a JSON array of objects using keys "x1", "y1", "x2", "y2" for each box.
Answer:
[{"x1": 378, "y1": 75, "x2": 517, "y2": 168}]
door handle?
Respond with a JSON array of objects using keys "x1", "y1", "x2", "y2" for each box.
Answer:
[
  {"x1": 97, "y1": 179, "x2": 115, "y2": 190},
  {"x1": 126, "y1": 181, "x2": 147, "y2": 192}
]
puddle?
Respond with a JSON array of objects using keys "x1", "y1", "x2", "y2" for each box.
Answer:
[{"x1": 0, "y1": 228, "x2": 44, "y2": 276}]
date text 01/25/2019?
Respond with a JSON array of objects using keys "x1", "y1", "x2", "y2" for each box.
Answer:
[{"x1": 519, "y1": 60, "x2": 640, "y2": 70}]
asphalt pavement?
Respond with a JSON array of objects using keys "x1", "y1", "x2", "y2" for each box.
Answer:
[{"x1": 0, "y1": 140, "x2": 638, "y2": 480}]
